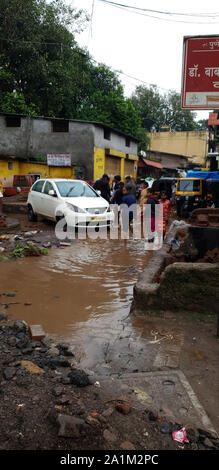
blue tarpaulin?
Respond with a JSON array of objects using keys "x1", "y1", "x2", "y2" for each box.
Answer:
[{"x1": 186, "y1": 171, "x2": 219, "y2": 180}]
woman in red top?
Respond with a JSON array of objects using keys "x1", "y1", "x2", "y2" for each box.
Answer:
[{"x1": 158, "y1": 191, "x2": 172, "y2": 237}]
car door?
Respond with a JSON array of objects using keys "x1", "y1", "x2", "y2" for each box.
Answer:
[
  {"x1": 40, "y1": 181, "x2": 59, "y2": 219},
  {"x1": 29, "y1": 180, "x2": 45, "y2": 214}
]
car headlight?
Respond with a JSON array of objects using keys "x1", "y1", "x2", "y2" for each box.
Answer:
[
  {"x1": 194, "y1": 197, "x2": 200, "y2": 201},
  {"x1": 66, "y1": 203, "x2": 86, "y2": 213}
]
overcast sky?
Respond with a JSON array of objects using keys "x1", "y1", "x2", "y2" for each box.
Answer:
[{"x1": 68, "y1": 0, "x2": 219, "y2": 120}]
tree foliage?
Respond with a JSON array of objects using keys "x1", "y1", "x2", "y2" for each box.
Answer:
[
  {"x1": 0, "y1": 0, "x2": 142, "y2": 138},
  {"x1": 131, "y1": 85, "x2": 199, "y2": 132}
]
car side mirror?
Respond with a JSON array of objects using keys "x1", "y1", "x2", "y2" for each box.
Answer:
[
  {"x1": 49, "y1": 189, "x2": 56, "y2": 197},
  {"x1": 96, "y1": 190, "x2": 101, "y2": 196}
]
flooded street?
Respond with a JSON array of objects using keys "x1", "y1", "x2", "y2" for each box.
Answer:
[{"x1": 0, "y1": 238, "x2": 153, "y2": 371}]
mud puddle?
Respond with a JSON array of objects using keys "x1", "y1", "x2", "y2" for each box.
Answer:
[{"x1": 0, "y1": 238, "x2": 155, "y2": 372}]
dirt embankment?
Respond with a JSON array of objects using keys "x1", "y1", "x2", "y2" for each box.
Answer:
[{"x1": 0, "y1": 317, "x2": 219, "y2": 452}]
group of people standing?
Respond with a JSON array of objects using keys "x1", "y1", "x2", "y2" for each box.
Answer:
[{"x1": 93, "y1": 173, "x2": 172, "y2": 241}]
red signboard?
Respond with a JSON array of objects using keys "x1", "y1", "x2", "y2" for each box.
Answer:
[{"x1": 181, "y1": 35, "x2": 219, "y2": 109}]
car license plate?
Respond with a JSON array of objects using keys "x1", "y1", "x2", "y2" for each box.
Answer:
[{"x1": 91, "y1": 216, "x2": 107, "y2": 221}]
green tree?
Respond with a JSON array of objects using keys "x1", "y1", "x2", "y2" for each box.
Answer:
[
  {"x1": 164, "y1": 91, "x2": 198, "y2": 131},
  {"x1": 131, "y1": 85, "x2": 199, "y2": 132},
  {"x1": 0, "y1": 0, "x2": 88, "y2": 117},
  {"x1": 131, "y1": 85, "x2": 166, "y2": 132},
  {"x1": 77, "y1": 64, "x2": 142, "y2": 137}
]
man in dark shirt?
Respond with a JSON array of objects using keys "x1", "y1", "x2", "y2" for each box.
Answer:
[
  {"x1": 93, "y1": 174, "x2": 111, "y2": 202},
  {"x1": 111, "y1": 182, "x2": 124, "y2": 205}
]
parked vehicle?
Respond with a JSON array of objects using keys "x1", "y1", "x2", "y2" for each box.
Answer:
[
  {"x1": 3, "y1": 174, "x2": 39, "y2": 197},
  {"x1": 206, "y1": 179, "x2": 219, "y2": 208},
  {"x1": 175, "y1": 177, "x2": 207, "y2": 218},
  {"x1": 151, "y1": 177, "x2": 176, "y2": 200},
  {"x1": 27, "y1": 179, "x2": 114, "y2": 229}
]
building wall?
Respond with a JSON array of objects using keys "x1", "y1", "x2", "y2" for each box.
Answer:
[
  {"x1": 0, "y1": 115, "x2": 28, "y2": 159},
  {"x1": 0, "y1": 160, "x2": 75, "y2": 187},
  {"x1": 0, "y1": 115, "x2": 94, "y2": 180},
  {"x1": 93, "y1": 127, "x2": 138, "y2": 182},
  {"x1": 149, "y1": 131, "x2": 208, "y2": 166},
  {"x1": 0, "y1": 114, "x2": 138, "y2": 183},
  {"x1": 94, "y1": 126, "x2": 137, "y2": 155},
  {"x1": 146, "y1": 150, "x2": 188, "y2": 169}
]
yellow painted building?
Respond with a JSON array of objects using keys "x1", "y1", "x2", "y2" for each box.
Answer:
[
  {"x1": 0, "y1": 159, "x2": 75, "y2": 188},
  {"x1": 93, "y1": 148, "x2": 138, "y2": 183},
  {"x1": 149, "y1": 130, "x2": 208, "y2": 167}
]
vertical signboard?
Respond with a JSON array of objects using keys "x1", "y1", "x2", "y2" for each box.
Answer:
[{"x1": 181, "y1": 35, "x2": 219, "y2": 109}]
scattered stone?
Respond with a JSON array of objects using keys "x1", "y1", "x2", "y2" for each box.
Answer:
[
  {"x1": 120, "y1": 441, "x2": 136, "y2": 450},
  {"x1": 185, "y1": 425, "x2": 199, "y2": 443},
  {"x1": 56, "y1": 395, "x2": 70, "y2": 405},
  {"x1": 20, "y1": 360, "x2": 45, "y2": 375},
  {"x1": 43, "y1": 242, "x2": 51, "y2": 248},
  {"x1": 68, "y1": 369, "x2": 91, "y2": 387},
  {"x1": 13, "y1": 320, "x2": 27, "y2": 333},
  {"x1": 53, "y1": 386, "x2": 64, "y2": 397},
  {"x1": 16, "y1": 336, "x2": 30, "y2": 350},
  {"x1": 102, "y1": 407, "x2": 114, "y2": 418},
  {"x1": 58, "y1": 344, "x2": 74, "y2": 357},
  {"x1": 86, "y1": 415, "x2": 100, "y2": 426},
  {"x1": 57, "y1": 414, "x2": 87, "y2": 438},
  {"x1": 148, "y1": 410, "x2": 158, "y2": 421},
  {"x1": 46, "y1": 345, "x2": 60, "y2": 357},
  {"x1": 21, "y1": 346, "x2": 33, "y2": 355},
  {"x1": 7, "y1": 336, "x2": 17, "y2": 347},
  {"x1": 203, "y1": 437, "x2": 216, "y2": 449},
  {"x1": 61, "y1": 377, "x2": 71, "y2": 385},
  {"x1": 50, "y1": 357, "x2": 71, "y2": 369},
  {"x1": 160, "y1": 423, "x2": 171, "y2": 434},
  {"x1": 24, "y1": 231, "x2": 38, "y2": 238},
  {"x1": 0, "y1": 314, "x2": 8, "y2": 321},
  {"x1": 103, "y1": 429, "x2": 117, "y2": 444},
  {"x1": 3, "y1": 367, "x2": 16, "y2": 380},
  {"x1": 115, "y1": 403, "x2": 131, "y2": 415}
]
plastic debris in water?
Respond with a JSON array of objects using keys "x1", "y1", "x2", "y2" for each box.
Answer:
[{"x1": 172, "y1": 428, "x2": 189, "y2": 444}]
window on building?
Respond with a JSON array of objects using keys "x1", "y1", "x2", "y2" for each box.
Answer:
[
  {"x1": 5, "y1": 116, "x2": 21, "y2": 127},
  {"x1": 125, "y1": 137, "x2": 131, "y2": 147},
  {"x1": 8, "y1": 162, "x2": 13, "y2": 170},
  {"x1": 52, "y1": 120, "x2": 69, "y2": 132},
  {"x1": 104, "y1": 128, "x2": 111, "y2": 140}
]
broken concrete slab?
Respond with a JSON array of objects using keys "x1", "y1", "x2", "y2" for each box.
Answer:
[{"x1": 97, "y1": 370, "x2": 218, "y2": 438}]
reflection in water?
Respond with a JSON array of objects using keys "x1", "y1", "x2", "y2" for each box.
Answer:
[{"x1": 0, "y1": 238, "x2": 152, "y2": 368}]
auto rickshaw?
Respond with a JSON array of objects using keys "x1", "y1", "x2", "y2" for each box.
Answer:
[
  {"x1": 175, "y1": 177, "x2": 207, "y2": 218},
  {"x1": 151, "y1": 177, "x2": 176, "y2": 200}
]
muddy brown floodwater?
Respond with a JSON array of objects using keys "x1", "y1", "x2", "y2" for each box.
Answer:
[{"x1": 0, "y1": 238, "x2": 152, "y2": 371}]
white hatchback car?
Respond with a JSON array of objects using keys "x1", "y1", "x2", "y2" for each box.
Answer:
[{"x1": 27, "y1": 179, "x2": 114, "y2": 229}]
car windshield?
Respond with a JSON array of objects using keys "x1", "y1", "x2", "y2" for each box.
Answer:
[
  {"x1": 56, "y1": 181, "x2": 98, "y2": 198},
  {"x1": 178, "y1": 179, "x2": 200, "y2": 192}
]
